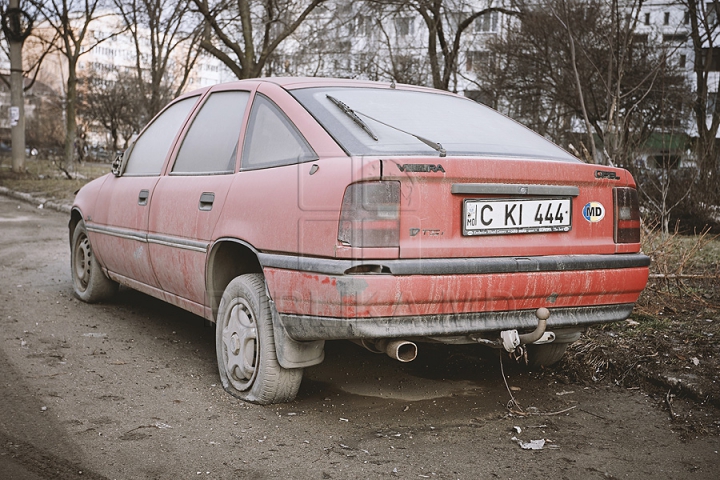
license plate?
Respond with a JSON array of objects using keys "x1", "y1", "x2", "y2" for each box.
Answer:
[{"x1": 463, "y1": 198, "x2": 572, "y2": 236}]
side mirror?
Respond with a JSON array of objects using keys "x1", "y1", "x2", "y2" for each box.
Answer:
[
  {"x1": 111, "y1": 151, "x2": 123, "y2": 176},
  {"x1": 112, "y1": 134, "x2": 138, "y2": 177}
]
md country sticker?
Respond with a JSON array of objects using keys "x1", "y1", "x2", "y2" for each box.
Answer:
[{"x1": 582, "y1": 202, "x2": 605, "y2": 222}]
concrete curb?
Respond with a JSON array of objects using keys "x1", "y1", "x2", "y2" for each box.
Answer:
[{"x1": 0, "y1": 186, "x2": 72, "y2": 214}]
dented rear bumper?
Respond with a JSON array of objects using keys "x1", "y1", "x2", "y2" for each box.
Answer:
[{"x1": 278, "y1": 304, "x2": 636, "y2": 341}]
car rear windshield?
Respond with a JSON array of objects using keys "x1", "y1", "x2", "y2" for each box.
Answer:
[{"x1": 292, "y1": 87, "x2": 578, "y2": 161}]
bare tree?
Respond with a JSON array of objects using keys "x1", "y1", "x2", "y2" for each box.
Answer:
[
  {"x1": 0, "y1": 1, "x2": 53, "y2": 93},
  {"x1": 475, "y1": 1, "x2": 688, "y2": 163},
  {"x1": 79, "y1": 69, "x2": 144, "y2": 152},
  {"x1": 365, "y1": 0, "x2": 519, "y2": 91},
  {"x1": 29, "y1": 0, "x2": 123, "y2": 169},
  {"x1": 684, "y1": 0, "x2": 720, "y2": 202},
  {"x1": 113, "y1": 0, "x2": 200, "y2": 120},
  {"x1": 190, "y1": 0, "x2": 327, "y2": 79}
]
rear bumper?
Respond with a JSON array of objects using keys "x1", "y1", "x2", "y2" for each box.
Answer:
[
  {"x1": 259, "y1": 253, "x2": 650, "y2": 341},
  {"x1": 278, "y1": 303, "x2": 635, "y2": 341}
]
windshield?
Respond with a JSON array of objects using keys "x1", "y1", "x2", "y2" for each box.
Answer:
[{"x1": 292, "y1": 87, "x2": 578, "y2": 162}]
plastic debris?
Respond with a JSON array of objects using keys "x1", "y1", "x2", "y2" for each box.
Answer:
[
  {"x1": 691, "y1": 357, "x2": 700, "y2": 366},
  {"x1": 513, "y1": 426, "x2": 522, "y2": 434},
  {"x1": 511, "y1": 436, "x2": 545, "y2": 450}
]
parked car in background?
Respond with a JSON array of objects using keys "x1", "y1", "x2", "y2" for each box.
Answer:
[{"x1": 70, "y1": 78, "x2": 649, "y2": 404}]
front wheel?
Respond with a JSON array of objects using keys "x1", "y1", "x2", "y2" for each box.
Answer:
[
  {"x1": 71, "y1": 220, "x2": 118, "y2": 303},
  {"x1": 216, "y1": 274, "x2": 303, "y2": 404}
]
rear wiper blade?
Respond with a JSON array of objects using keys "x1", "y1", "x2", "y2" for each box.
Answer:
[
  {"x1": 356, "y1": 111, "x2": 447, "y2": 158},
  {"x1": 326, "y1": 95, "x2": 378, "y2": 141}
]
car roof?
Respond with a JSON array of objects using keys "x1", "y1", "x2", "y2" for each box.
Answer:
[{"x1": 180, "y1": 77, "x2": 454, "y2": 100}]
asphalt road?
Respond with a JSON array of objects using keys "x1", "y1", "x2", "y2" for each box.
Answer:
[{"x1": 1, "y1": 194, "x2": 719, "y2": 479}]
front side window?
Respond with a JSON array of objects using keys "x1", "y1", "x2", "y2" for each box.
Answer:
[
  {"x1": 241, "y1": 95, "x2": 317, "y2": 170},
  {"x1": 172, "y1": 91, "x2": 250, "y2": 174},
  {"x1": 124, "y1": 96, "x2": 198, "y2": 176}
]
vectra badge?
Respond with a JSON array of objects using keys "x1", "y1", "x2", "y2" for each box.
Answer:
[{"x1": 397, "y1": 164, "x2": 445, "y2": 173}]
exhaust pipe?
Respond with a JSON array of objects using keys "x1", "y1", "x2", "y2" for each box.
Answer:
[
  {"x1": 351, "y1": 339, "x2": 418, "y2": 362},
  {"x1": 381, "y1": 339, "x2": 418, "y2": 362}
]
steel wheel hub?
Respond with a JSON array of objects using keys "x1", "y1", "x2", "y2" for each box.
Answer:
[{"x1": 222, "y1": 300, "x2": 258, "y2": 386}]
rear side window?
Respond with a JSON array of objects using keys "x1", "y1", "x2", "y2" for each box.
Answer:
[
  {"x1": 124, "y1": 96, "x2": 198, "y2": 176},
  {"x1": 172, "y1": 91, "x2": 251, "y2": 174},
  {"x1": 241, "y1": 94, "x2": 317, "y2": 170}
]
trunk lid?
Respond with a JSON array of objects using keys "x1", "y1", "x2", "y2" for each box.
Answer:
[{"x1": 380, "y1": 156, "x2": 634, "y2": 259}]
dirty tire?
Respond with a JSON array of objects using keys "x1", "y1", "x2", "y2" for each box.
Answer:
[
  {"x1": 216, "y1": 274, "x2": 303, "y2": 404},
  {"x1": 526, "y1": 343, "x2": 569, "y2": 368},
  {"x1": 71, "y1": 220, "x2": 118, "y2": 303}
]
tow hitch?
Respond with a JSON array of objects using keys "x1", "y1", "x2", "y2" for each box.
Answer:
[{"x1": 500, "y1": 307, "x2": 555, "y2": 353}]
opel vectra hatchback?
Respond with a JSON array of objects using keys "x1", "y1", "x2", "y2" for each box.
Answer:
[{"x1": 70, "y1": 78, "x2": 649, "y2": 404}]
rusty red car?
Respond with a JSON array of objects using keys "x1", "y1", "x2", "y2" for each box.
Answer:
[{"x1": 70, "y1": 78, "x2": 649, "y2": 404}]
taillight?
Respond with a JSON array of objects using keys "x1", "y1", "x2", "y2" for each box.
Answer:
[
  {"x1": 338, "y1": 181, "x2": 400, "y2": 248},
  {"x1": 614, "y1": 187, "x2": 640, "y2": 243}
]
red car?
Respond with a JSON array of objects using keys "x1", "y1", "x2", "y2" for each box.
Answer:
[{"x1": 70, "y1": 78, "x2": 649, "y2": 404}]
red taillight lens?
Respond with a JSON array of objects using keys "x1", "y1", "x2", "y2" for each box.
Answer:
[
  {"x1": 614, "y1": 187, "x2": 640, "y2": 243},
  {"x1": 338, "y1": 181, "x2": 400, "y2": 248}
]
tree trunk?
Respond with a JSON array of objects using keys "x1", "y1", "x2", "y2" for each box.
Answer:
[{"x1": 64, "y1": 58, "x2": 78, "y2": 171}]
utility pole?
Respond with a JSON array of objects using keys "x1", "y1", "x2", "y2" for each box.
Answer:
[{"x1": 3, "y1": 0, "x2": 32, "y2": 173}]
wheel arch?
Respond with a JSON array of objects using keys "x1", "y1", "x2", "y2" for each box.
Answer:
[
  {"x1": 206, "y1": 238, "x2": 263, "y2": 320},
  {"x1": 206, "y1": 238, "x2": 325, "y2": 370},
  {"x1": 68, "y1": 208, "x2": 83, "y2": 246}
]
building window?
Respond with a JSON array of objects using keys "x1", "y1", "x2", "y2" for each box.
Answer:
[
  {"x1": 663, "y1": 33, "x2": 688, "y2": 43},
  {"x1": 680, "y1": 54, "x2": 687, "y2": 68},
  {"x1": 475, "y1": 11, "x2": 498, "y2": 33},
  {"x1": 709, "y1": 2, "x2": 720, "y2": 25},
  {"x1": 644, "y1": 12, "x2": 650, "y2": 25},
  {"x1": 395, "y1": 17, "x2": 413, "y2": 36},
  {"x1": 466, "y1": 50, "x2": 492, "y2": 71},
  {"x1": 684, "y1": 11, "x2": 690, "y2": 24},
  {"x1": 664, "y1": 12, "x2": 670, "y2": 25},
  {"x1": 355, "y1": 15, "x2": 374, "y2": 36}
]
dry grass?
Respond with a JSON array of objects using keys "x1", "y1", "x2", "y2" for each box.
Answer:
[{"x1": 0, "y1": 155, "x2": 110, "y2": 205}]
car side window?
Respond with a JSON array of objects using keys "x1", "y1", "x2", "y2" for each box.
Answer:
[
  {"x1": 172, "y1": 91, "x2": 251, "y2": 175},
  {"x1": 241, "y1": 94, "x2": 317, "y2": 170},
  {"x1": 124, "y1": 96, "x2": 198, "y2": 176}
]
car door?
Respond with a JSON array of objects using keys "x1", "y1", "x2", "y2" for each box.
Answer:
[
  {"x1": 91, "y1": 96, "x2": 200, "y2": 289},
  {"x1": 147, "y1": 89, "x2": 252, "y2": 312}
]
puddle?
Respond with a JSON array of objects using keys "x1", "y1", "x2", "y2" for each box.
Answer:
[{"x1": 335, "y1": 377, "x2": 482, "y2": 401}]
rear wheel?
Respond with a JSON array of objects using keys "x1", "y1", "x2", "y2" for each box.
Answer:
[
  {"x1": 216, "y1": 274, "x2": 302, "y2": 404},
  {"x1": 71, "y1": 220, "x2": 118, "y2": 303}
]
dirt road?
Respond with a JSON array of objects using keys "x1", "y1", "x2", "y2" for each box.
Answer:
[{"x1": 1, "y1": 194, "x2": 718, "y2": 479}]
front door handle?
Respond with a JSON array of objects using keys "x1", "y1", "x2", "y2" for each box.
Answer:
[
  {"x1": 199, "y1": 192, "x2": 215, "y2": 211},
  {"x1": 138, "y1": 189, "x2": 149, "y2": 206}
]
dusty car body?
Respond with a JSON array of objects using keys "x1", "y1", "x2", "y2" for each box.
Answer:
[{"x1": 70, "y1": 78, "x2": 649, "y2": 404}]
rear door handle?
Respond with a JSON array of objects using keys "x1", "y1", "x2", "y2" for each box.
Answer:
[
  {"x1": 138, "y1": 189, "x2": 150, "y2": 206},
  {"x1": 199, "y1": 192, "x2": 215, "y2": 211}
]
